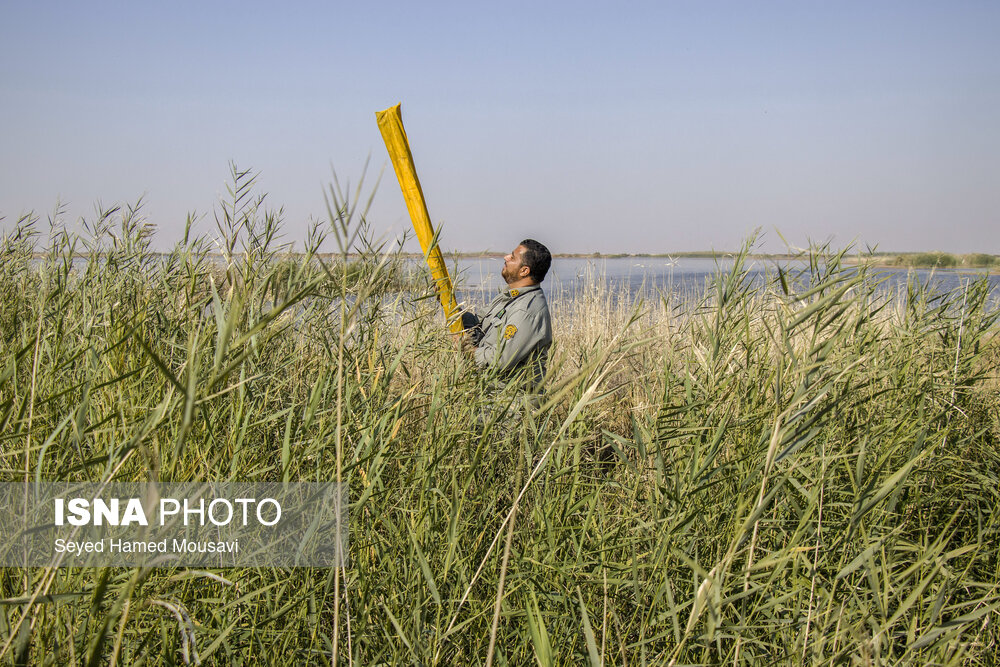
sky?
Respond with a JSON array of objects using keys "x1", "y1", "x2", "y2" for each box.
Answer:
[{"x1": 1, "y1": 1, "x2": 998, "y2": 254}]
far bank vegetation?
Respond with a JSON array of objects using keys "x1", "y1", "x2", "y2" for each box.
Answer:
[{"x1": 888, "y1": 251, "x2": 998, "y2": 269}]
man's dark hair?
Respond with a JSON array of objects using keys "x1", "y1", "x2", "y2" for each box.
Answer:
[{"x1": 519, "y1": 239, "x2": 552, "y2": 283}]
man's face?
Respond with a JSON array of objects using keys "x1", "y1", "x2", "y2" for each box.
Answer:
[{"x1": 501, "y1": 244, "x2": 529, "y2": 285}]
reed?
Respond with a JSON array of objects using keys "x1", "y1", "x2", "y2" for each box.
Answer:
[{"x1": 1, "y1": 168, "x2": 998, "y2": 665}]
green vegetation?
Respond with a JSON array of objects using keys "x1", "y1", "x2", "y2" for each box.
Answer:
[
  {"x1": 964, "y1": 253, "x2": 999, "y2": 268},
  {"x1": 890, "y1": 252, "x2": 999, "y2": 269},
  {"x1": 2, "y1": 169, "x2": 999, "y2": 664}
]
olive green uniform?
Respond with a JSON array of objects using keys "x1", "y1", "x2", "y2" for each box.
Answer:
[{"x1": 471, "y1": 284, "x2": 552, "y2": 387}]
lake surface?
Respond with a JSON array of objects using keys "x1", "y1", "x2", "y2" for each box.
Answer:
[
  {"x1": 444, "y1": 257, "x2": 1000, "y2": 308},
  {"x1": 55, "y1": 253, "x2": 1000, "y2": 310}
]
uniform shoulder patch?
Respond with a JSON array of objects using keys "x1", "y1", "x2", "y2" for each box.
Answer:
[{"x1": 503, "y1": 324, "x2": 517, "y2": 340}]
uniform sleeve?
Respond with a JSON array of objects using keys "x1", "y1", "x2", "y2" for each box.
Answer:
[{"x1": 473, "y1": 300, "x2": 549, "y2": 372}]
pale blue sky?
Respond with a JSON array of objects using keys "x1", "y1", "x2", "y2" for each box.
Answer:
[{"x1": 1, "y1": 1, "x2": 998, "y2": 253}]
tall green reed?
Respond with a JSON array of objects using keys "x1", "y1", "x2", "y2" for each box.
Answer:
[{"x1": 0, "y1": 170, "x2": 998, "y2": 664}]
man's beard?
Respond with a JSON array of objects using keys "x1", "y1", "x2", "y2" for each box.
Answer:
[{"x1": 501, "y1": 263, "x2": 514, "y2": 284}]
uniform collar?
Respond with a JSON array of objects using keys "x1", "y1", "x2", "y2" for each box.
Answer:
[{"x1": 502, "y1": 284, "x2": 541, "y2": 298}]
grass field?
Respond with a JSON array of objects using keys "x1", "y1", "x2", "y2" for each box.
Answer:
[{"x1": 2, "y1": 172, "x2": 999, "y2": 665}]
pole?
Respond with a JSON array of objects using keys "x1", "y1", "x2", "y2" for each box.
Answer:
[{"x1": 376, "y1": 103, "x2": 463, "y2": 333}]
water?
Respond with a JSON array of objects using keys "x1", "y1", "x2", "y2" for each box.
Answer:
[
  {"x1": 443, "y1": 256, "x2": 1000, "y2": 309},
  {"x1": 51, "y1": 253, "x2": 1000, "y2": 310}
]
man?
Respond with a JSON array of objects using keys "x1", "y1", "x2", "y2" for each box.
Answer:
[{"x1": 461, "y1": 239, "x2": 553, "y2": 388}]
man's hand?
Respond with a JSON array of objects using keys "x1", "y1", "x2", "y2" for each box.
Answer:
[{"x1": 452, "y1": 332, "x2": 474, "y2": 357}]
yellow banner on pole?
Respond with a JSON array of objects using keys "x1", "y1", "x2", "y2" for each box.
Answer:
[{"x1": 376, "y1": 103, "x2": 463, "y2": 333}]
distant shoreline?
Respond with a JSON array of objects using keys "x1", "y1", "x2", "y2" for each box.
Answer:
[
  {"x1": 430, "y1": 252, "x2": 1000, "y2": 272},
  {"x1": 31, "y1": 250, "x2": 1000, "y2": 272}
]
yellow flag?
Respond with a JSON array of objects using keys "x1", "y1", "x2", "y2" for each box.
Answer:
[{"x1": 376, "y1": 103, "x2": 463, "y2": 333}]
